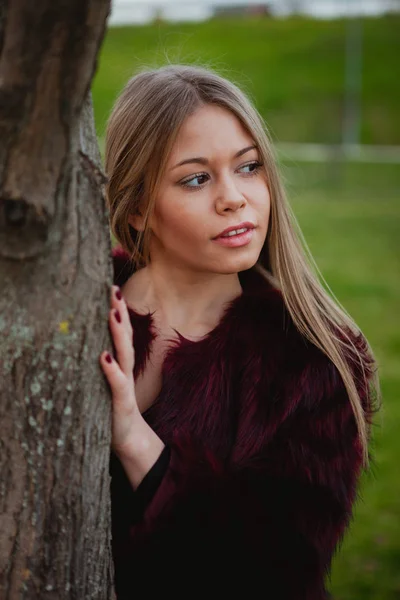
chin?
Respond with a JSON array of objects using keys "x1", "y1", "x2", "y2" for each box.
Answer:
[{"x1": 213, "y1": 253, "x2": 260, "y2": 275}]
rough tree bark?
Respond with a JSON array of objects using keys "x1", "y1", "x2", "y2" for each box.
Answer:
[{"x1": 0, "y1": 1, "x2": 116, "y2": 598}]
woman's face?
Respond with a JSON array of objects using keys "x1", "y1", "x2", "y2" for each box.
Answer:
[{"x1": 133, "y1": 104, "x2": 270, "y2": 275}]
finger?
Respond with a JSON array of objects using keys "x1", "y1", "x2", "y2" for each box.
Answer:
[
  {"x1": 108, "y1": 307, "x2": 135, "y2": 376},
  {"x1": 99, "y1": 351, "x2": 131, "y2": 399},
  {"x1": 110, "y1": 285, "x2": 133, "y2": 336},
  {"x1": 110, "y1": 285, "x2": 134, "y2": 371}
]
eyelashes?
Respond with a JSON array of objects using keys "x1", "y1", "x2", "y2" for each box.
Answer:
[{"x1": 179, "y1": 161, "x2": 264, "y2": 191}]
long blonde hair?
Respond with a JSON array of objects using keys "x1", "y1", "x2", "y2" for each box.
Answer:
[{"x1": 104, "y1": 63, "x2": 381, "y2": 468}]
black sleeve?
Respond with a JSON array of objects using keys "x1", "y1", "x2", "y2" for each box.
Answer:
[
  {"x1": 110, "y1": 443, "x2": 171, "y2": 535},
  {"x1": 134, "y1": 444, "x2": 171, "y2": 517}
]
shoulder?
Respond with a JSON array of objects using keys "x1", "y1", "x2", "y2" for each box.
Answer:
[
  {"x1": 234, "y1": 268, "x2": 322, "y2": 386},
  {"x1": 236, "y1": 269, "x2": 375, "y2": 420}
]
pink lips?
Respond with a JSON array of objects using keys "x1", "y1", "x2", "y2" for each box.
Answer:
[
  {"x1": 212, "y1": 228, "x2": 254, "y2": 247},
  {"x1": 214, "y1": 221, "x2": 255, "y2": 239}
]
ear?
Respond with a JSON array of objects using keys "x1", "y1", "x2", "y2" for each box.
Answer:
[{"x1": 128, "y1": 212, "x2": 145, "y2": 233}]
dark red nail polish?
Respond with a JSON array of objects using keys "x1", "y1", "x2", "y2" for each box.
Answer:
[
  {"x1": 114, "y1": 309, "x2": 121, "y2": 323},
  {"x1": 105, "y1": 353, "x2": 112, "y2": 363},
  {"x1": 116, "y1": 289, "x2": 122, "y2": 301}
]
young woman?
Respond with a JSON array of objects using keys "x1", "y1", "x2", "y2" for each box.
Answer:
[{"x1": 99, "y1": 64, "x2": 380, "y2": 599}]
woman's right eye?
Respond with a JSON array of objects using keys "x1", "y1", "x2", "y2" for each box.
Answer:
[{"x1": 180, "y1": 173, "x2": 209, "y2": 189}]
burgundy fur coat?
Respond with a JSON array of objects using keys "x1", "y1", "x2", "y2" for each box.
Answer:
[{"x1": 110, "y1": 245, "x2": 375, "y2": 600}]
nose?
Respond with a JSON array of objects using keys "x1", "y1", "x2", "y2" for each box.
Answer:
[{"x1": 215, "y1": 173, "x2": 246, "y2": 213}]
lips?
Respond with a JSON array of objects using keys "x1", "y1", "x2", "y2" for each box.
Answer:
[
  {"x1": 212, "y1": 228, "x2": 254, "y2": 248},
  {"x1": 214, "y1": 221, "x2": 255, "y2": 239}
]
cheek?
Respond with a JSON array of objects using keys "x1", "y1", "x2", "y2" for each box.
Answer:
[
  {"x1": 152, "y1": 198, "x2": 207, "y2": 245},
  {"x1": 252, "y1": 185, "x2": 271, "y2": 226}
]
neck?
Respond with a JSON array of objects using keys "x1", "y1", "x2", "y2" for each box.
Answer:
[{"x1": 123, "y1": 261, "x2": 243, "y2": 335}]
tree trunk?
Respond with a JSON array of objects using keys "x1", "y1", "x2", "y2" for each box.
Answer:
[{"x1": 0, "y1": 1, "x2": 116, "y2": 598}]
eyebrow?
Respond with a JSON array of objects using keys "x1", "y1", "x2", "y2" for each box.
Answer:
[{"x1": 170, "y1": 144, "x2": 258, "y2": 171}]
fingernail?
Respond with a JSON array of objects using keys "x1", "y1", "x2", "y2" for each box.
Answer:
[
  {"x1": 105, "y1": 353, "x2": 112, "y2": 363},
  {"x1": 114, "y1": 309, "x2": 121, "y2": 323},
  {"x1": 116, "y1": 289, "x2": 122, "y2": 301}
]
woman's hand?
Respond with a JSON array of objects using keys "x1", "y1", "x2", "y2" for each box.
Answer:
[{"x1": 99, "y1": 284, "x2": 140, "y2": 456}]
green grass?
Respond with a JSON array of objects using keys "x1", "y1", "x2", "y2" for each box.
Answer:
[
  {"x1": 282, "y1": 161, "x2": 400, "y2": 600},
  {"x1": 93, "y1": 17, "x2": 400, "y2": 599},
  {"x1": 93, "y1": 14, "x2": 400, "y2": 145}
]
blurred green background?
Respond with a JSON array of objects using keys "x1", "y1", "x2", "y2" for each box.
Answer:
[{"x1": 92, "y1": 14, "x2": 400, "y2": 600}]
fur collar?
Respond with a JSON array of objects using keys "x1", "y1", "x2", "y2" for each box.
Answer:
[
  {"x1": 111, "y1": 245, "x2": 334, "y2": 459},
  {"x1": 111, "y1": 243, "x2": 318, "y2": 373}
]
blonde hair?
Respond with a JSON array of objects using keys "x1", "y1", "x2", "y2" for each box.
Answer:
[{"x1": 104, "y1": 64, "x2": 381, "y2": 468}]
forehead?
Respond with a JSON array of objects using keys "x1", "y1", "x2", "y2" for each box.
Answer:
[{"x1": 168, "y1": 104, "x2": 255, "y2": 161}]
